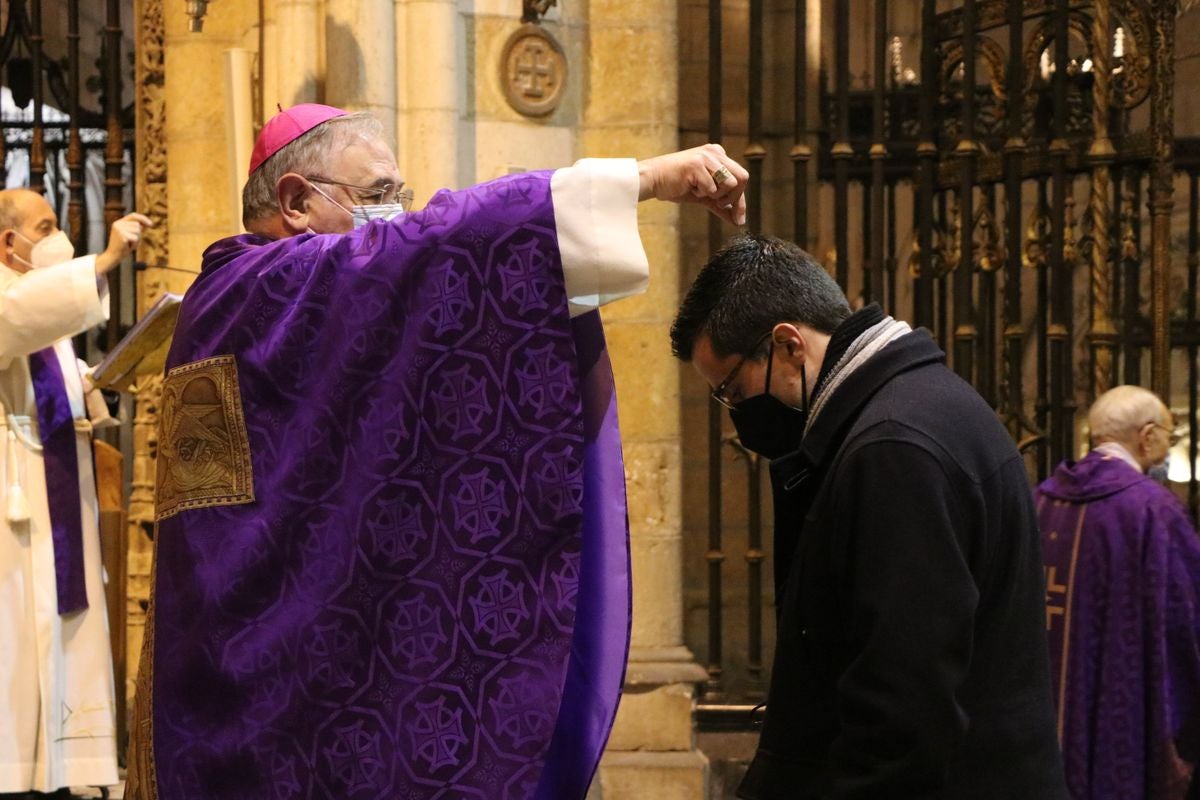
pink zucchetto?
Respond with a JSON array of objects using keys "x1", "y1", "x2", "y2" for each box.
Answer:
[{"x1": 248, "y1": 103, "x2": 348, "y2": 176}]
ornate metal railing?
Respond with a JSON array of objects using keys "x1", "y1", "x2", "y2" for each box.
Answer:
[{"x1": 691, "y1": 0, "x2": 1199, "y2": 726}]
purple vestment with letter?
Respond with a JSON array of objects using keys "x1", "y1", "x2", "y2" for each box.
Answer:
[
  {"x1": 1037, "y1": 449, "x2": 1200, "y2": 800},
  {"x1": 128, "y1": 172, "x2": 632, "y2": 799}
]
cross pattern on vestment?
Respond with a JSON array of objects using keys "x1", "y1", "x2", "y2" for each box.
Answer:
[
  {"x1": 426, "y1": 259, "x2": 474, "y2": 336},
  {"x1": 535, "y1": 447, "x2": 582, "y2": 521},
  {"x1": 433, "y1": 364, "x2": 491, "y2": 441},
  {"x1": 499, "y1": 239, "x2": 552, "y2": 314},
  {"x1": 550, "y1": 550, "x2": 580, "y2": 611},
  {"x1": 469, "y1": 570, "x2": 530, "y2": 645},
  {"x1": 325, "y1": 719, "x2": 386, "y2": 793},
  {"x1": 387, "y1": 594, "x2": 448, "y2": 666},
  {"x1": 515, "y1": 343, "x2": 572, "y2": 418},
  {"x1": 1044, "y1": 563, "x2": 1068, "y2": 632},
  {"x1": 452, "y1": 469, "x2": 510, "y2": 543},
  {"x1": 412, "y1": 696, "x2": 468, "y2": 771},
  {"x1": 489, "y1": 673, "x2": 552, "y2": 749}
]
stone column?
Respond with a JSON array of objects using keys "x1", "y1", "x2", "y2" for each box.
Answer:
[
  {"x1": 403, "y1": 0, "x2": 462, "y2": 196},
  {"x1": 264, "y1": 0, "x2": 323, "y2": 108},
  {"x1": 325, "y1": 0, "x2": 397, "y2": 145},
  {"x1": 163, "y1": 0, "x2": 254, "y2": 267},
  {"x1": 585, "y1": 0, "x2": 709, "y2": 795}
]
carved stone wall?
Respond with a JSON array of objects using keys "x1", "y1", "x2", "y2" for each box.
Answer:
[{"x1": 128, "y1": 0, "x2": 168, "y2": 716}]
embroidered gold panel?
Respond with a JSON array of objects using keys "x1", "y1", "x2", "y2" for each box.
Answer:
[{"x1": 155, "y1": 355, "x2": 254, "y2": 521}]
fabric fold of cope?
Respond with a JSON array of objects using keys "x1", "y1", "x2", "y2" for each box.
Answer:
[
  {"x1": 129, "y1": 172, "x2": 631, "y2": 800},
  {"x1": 28, "y1": 346, "x2": 88, "y2": 614}
]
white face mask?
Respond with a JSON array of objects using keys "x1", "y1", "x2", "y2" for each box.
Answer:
[
  {"x1": 13, "y1": 229, "x2": 75, "y2": 269},
  {"x1": 306, "y1": 182, "x2": 407, "y2": 233},
  {"x1": 350, "y1": 203, "x2": 407, "y2": 228}
]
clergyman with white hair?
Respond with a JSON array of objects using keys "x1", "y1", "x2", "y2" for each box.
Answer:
[
  {"x1": 0, "y1": 187, "x2": 151, "y2": 796},
  {"x1": 1036, "y1": 384, "x2": 1200, "y2": 800}
]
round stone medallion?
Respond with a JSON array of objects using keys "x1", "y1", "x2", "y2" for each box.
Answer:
[{"x1": 501, "y1": 24, "x2": 567, "y2": 118}]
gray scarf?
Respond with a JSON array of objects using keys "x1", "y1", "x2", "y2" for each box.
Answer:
[{"x1": 804, "y1": 315, "x2": 912, "y2": 437}]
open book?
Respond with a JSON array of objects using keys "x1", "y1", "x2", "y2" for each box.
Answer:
[{"x1": 90, "y1": 292, "x2": 184, "y2": 391}]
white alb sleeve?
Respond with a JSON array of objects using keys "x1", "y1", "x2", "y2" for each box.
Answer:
[
  {"x1": 550, "y1": 158, "x2": 650, "y2": 317},
  {"x1": 0, "y1": 255, "x2": 107, "y2": 362}
]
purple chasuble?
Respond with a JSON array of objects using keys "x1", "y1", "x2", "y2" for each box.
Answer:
[
  {"x1": 1037, "y1": 450, "x2": 1200, "y2": 800},
  {"x1": 29, "y1": 346, "x2": 88, "y2": 614},
  {"x1": 137, "y1": 172, "x2": 631, "y2": 800}
]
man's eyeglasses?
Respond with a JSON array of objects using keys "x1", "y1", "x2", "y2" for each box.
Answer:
[
  {"x1": 1149, "y1": 422, "x2": 1183, "y2": 447},
  {"x1": 711, "y1": 332, "x2": 774, "y2": 410},
  {"x1": 305, "y1": 176, "x2": 415, "y2": 211}
]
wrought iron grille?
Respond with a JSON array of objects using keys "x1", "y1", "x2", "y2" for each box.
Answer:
[{"x1": 684, "y1": 0, "x2": 1200, "y2": 723}]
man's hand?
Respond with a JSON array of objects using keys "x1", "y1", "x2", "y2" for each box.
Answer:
[
  {"x1": 95, "y1": 213, "x2": 154, "y2": 276},
  {"x1": 637, "y1": 144, "x2": 750, "y2": 226}
]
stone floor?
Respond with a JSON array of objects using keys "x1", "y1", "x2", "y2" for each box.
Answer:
[
  {"x1": 698, "y1": 731, "x2": 758, "y2": 799},
  {"x1": 71, "y1": 781, "x2": 122, "y2": 799}
]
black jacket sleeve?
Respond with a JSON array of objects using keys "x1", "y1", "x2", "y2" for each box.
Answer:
[{"x1": 825, "y1": 439, "x2": 980, "y2": 798}]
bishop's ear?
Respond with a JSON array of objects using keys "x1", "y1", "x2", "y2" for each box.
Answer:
[{"x1": 275, "y1": 173, "x2": 312, "y2": 230}]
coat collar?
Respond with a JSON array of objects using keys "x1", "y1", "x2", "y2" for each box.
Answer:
[{"x1": 771, "y1": 330, "x2": 945, "y2": 490}]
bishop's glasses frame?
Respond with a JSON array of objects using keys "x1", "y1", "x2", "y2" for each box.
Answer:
[{"x1": 304, "y1": 175, "x2": 415, "y2": 211}]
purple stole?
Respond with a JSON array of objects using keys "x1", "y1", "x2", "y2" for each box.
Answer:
[{"x1": 28, "y1": 346, "x2": 88, "y2": 614}]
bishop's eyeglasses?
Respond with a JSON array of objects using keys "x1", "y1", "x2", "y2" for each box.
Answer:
[{"x1": 304, "y1": 175, "x2": 415, "y2": 211}]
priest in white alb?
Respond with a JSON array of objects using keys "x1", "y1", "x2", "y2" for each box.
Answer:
[{"x1": 0, "y1": 187, "x2": 151, "y2": 796}]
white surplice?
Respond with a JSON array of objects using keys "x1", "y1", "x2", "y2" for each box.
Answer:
[{"x1": 0, "y1": 255, "x2": 118, "y2": 792}]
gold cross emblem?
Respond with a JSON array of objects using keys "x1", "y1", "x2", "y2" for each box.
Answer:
[{"x1": 1044, "y1": 563, "x2": 1067, "y2": 631}]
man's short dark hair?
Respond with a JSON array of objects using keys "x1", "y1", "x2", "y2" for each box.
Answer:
[{"x1": 671, "y1": 234, "x2": 851, "y2": 361}]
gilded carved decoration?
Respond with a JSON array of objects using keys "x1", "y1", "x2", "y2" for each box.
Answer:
[
  {"x1": 1110, "y1": 0, "x2": 1152, "y2": 111},
  {"x1": 1147, "y1": 0, "x2": 1178, "y2": 398},
  {"x1": 1023, "y1": 196, "x2": 1048, "y2": 271},
  {"x1": 928, "y1": 0, "x2": 1171, "y2": 441},
  {"x1": 975, "y1": 204, "x2": 1005, "y2": 272},
  {"x1": 941, "y1": 36, "x2": 1008, "y2": 106},
  {"x1": 1088, "y1": 0, "x2": 1117, "y2": 396},
  {"x1": 1063, "y1": 195, "x2": 1079, "y2": 269},
  {"x1": 129, "y1": 0, "x2": 168, "y2": 727}
]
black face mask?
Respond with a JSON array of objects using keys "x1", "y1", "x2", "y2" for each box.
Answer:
[{"x1": 728, "y1": 342, "x2": 809, "y2": 460}]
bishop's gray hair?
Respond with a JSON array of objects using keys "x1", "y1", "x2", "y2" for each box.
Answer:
[
  {"x1": 241, "y1": 112, "x2": 384, "y2": 228},
  {"x1": 1087, "y1": 385, "x2": 1168, "y2": 443}
]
